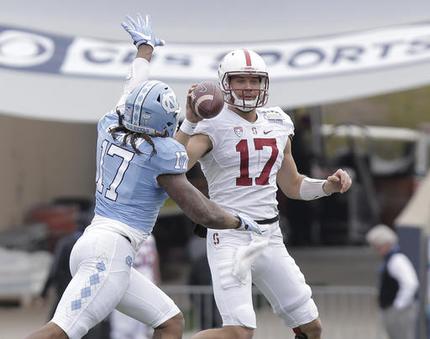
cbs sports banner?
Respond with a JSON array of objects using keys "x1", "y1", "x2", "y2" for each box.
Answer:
[
  {"x1": 1, "y1": 23, "x2": 430, "y2": 79},
  {"x1": 1, "y1": 23, "x2": 430, "y2": 121}
]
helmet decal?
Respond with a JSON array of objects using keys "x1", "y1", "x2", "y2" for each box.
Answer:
[
  {"x1": 132, "y1": 81, "x2": 158, "y2": 127},
  {"x1": 161, "y1": 90, "x2": 179, "y2": 114},
  {"x1": 243, "y1": 49, "x2": 252, "y2": 66}
]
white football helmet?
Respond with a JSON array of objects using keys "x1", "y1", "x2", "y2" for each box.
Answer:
[{"x1": 218, "y1": 49, "x2": 269, "y2": 112}]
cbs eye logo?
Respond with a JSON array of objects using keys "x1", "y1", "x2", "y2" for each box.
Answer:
[{"x1": 0, "y1": 30, "x2": 54, "y2": 68}]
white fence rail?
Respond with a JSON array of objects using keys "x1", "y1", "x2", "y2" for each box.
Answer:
[{"x1": 162, "y1": 285, "x2": 387, "y2": 339}]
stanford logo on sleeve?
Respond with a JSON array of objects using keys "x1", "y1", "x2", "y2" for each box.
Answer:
[{"x1": 234, "y1": 126, "x2": 243, "y2": 137}]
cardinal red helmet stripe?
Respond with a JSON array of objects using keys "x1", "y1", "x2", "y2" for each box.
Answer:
[{"x1": 243, "y1": 49, "x2": 252, "y2": 66}]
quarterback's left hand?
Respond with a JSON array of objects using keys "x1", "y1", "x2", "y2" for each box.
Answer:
[
  {"x1": 121, "y1": 14, "x2": 165, "y2": 48},
  {"x1": 323, "y1": 168, "x2": 352, "y2": 194}
]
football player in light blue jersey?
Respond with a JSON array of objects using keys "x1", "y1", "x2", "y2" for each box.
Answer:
[{"x1": 26, "y1": 14, "x2": 263, "y2": 339}]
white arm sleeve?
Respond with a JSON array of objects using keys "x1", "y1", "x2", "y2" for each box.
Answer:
[
  {"x1": 299, "y1": 177, "x2": 330, "y2": 200},
  {"x1": 388, "y1": 253, "x2": 419, "y2": 309},
  {"x1": 115, "y1": 58, "x2": 150, "y2": 111}
]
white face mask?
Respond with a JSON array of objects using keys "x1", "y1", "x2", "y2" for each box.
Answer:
[{"x1": 230, "y1": 91, "x2": 258, "y2": 112}]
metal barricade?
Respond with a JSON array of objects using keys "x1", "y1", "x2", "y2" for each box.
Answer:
[{"x1": 161, "y1": 285, "x2": 387, "y2": 339}]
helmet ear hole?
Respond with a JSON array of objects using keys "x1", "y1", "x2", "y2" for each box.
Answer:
[{"x1": 157, "y1": 94, "x2": 161, "y2": 103}]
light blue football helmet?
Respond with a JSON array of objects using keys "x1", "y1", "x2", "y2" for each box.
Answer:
[{"x1": 123, "y1": 80, "x2": 180, "y2": 137}]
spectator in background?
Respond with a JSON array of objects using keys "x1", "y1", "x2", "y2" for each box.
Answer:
[
  {"x1": 366, "y1": 224, "x2": 419, "y2": 339},
  {"x1": 110, "y1": 235, "x2": 160, "y2": 339}
]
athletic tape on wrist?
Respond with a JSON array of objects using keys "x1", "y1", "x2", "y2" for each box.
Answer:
[
  {"x1": 299, "y1": 177, "x2": 330, "y2": 200},
  {"x1": 179, "y1": 119, "x2": 198, "y2": 135}
]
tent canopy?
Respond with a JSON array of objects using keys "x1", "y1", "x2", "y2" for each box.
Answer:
[{"x1": 1, "y1": 0, "x2": 430, "y2": 122}]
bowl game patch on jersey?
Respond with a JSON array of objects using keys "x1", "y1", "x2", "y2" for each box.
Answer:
[
  {"x1": 259, "y1": 107, "x2": 294, "y2": 136},
  {"x1": 259, "y1": 107, "x2": 287, "y2": 125}
]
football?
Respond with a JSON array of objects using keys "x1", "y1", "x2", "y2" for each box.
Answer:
[{"x1": 191, "y1": 81, "x2": 224, "y2": 119}]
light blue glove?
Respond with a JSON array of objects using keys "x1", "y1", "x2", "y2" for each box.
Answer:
[
  {"x1": 121, "y1": 14, "x2": 165, "y2": 48},
  {"x1": 236, "y1": 213, "x2": 265, "y2": 235}
]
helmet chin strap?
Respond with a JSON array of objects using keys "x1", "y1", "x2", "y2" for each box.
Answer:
[
  {"x1": 231, "y1": 92, "x2": 257, "y2": 112},
  {"x1": 236, "y1": 106, "x2": 254, "y2": 113}
]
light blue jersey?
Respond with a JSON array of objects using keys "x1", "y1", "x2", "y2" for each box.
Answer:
[{"x1": 94, "y1": 111, "x2": 188, "y2": 234}]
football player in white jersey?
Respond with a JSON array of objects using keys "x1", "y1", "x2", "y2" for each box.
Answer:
[
  {"x1": 25, "y1": 17, "x2": 264, "y2": 339},
  {"x1": 176, "y1": 49, "x2": 352, "y2": 339}
]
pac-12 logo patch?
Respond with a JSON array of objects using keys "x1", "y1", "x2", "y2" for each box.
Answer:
[{"x1": 234, "y1": 126, "x2": 243, "y2": 137}]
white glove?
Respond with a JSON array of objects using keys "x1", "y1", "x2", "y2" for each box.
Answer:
[
  {"x1": 232, "y1": 237, "x2": 269, "y2": 283},
  {"x1": 236, "y1": 213, "x2": 264, "y2": 235},
  {"x1": 121, "y1": 14, "x2": 165, "y2": 48}
]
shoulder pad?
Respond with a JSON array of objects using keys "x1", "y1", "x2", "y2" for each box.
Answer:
[
  {"x1": 98, "y1": 110, "x2": 120, "y2": 132},
  {"x1": 194, "y1": 116, "x2": 217, "y2": 136},
  {"x1": 150, "y1": 137, "x2": 188, "y2": 175},
  {"x1": 259, "y1": 107, "x2": 294, "y2": 135},
  {"x1": 259, "y1": 106, "x2": 285, "y2": 118},
  {"x1": 153, "y1": 138, "x2": 186, "y2": 159},
  {"x1": 259, "y1": 107, "x2": 287, "y2": 122},
  {"x1": 259, "y1": 107, "x2": 294, "y2": 126}
]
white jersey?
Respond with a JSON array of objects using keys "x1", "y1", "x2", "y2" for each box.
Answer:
[{"x1": 194, "y1": 106, "x2": 294, "y2": 220}]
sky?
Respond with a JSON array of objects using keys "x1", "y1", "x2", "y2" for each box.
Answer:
[{"x1": 2, "y1": 0, "x2": 430, "y2": 42}]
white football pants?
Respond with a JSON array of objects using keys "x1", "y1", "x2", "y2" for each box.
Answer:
[
  {"x1": 51, "y1": 228, "x2": 180, "y2": 339},
  {"x1": 207, "y1": 222, "x2": 318, "y2": 329}
]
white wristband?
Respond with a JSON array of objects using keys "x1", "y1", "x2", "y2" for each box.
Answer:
[
  {"x1": 179, "y1": 119, "x2": 198, "y2": 135},
  {"x1": 299, "y1": 177, "x2": 330, "y2": 200}
]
